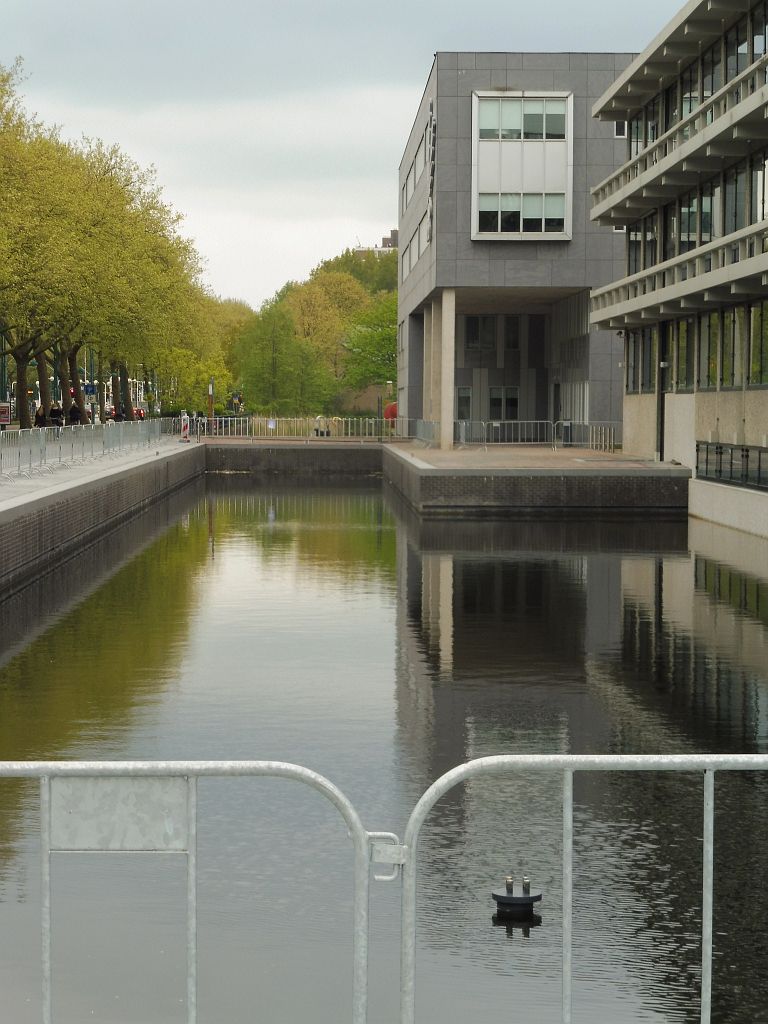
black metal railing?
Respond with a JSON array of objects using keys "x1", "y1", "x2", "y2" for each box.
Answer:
[{"x1": 696, "y1": 442, "x2": 768, "y2": 491}]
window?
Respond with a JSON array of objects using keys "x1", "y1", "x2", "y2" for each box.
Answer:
[
  {"x1": 489, "y1": 387, "x2": 518, "y2": 420},
  {"x1": 664, "y1": 81, "x2": 679, "y2": 133},
  {"x1": 501, "y1": 99, "x2": 522, "y2": 140},
  {"x1": 500, "y1": 193, "x2": 521, "y2": 232},
  {"x1": 418, "y1": 213, "x2": 429, "y2": 256},
  {"x1": 663, "y1": 201, "x2": 678, "y2": 262},
  {"x1": 415, "y1": 137, "x2": 426, "y2": 180},
  {"x1": 643, "y1": 213, "x2": 658, "y2": 269},
  {"x1": 725, "y1": 17, "x2": 749, "y2": 83},
  {"x1": 751, "y1": 149, "x2": 767, "y2": 224},
  {"x1": 479, "y1": 99, "x2": 500, "y2": 139},
  {"x1": 680, "y1": 192, "x2": 698, "y2": 253},
  {"x1": 626, "y1": 331, "x2": 640, "y2": 393},
  {"x1": 645, "y1": 96, "x2": 660, "y2": 148},
  {"x1": 522, "y1": 194, "x2": 543, "y2": 232},
  {"x1": 465, "y1": 315, "x2": 496, "y2": 353},
  {"x1": 478, "y1": 193, "x2": 499, "y2": 232},
  {"x1": 676, "y1": 318, "x2": 695, "y2": 390},
  {"x1": 724, "y1": 161, "x2": 748, "y2": 234},
  {"x1": 406, "y1": 164, "x2": 415, "y2": 204},
  {"x1": 401, "y1": 245, "x2": 410, "y2": 282},
  {"x1": 523, "y1": 99, "x2": 544, "y2": 140},
  {"x1": 722, "y1": 307, "x2": 747, "y2": 387},
  {"x1": 640, "y1": 327, "x2": 656, "y2": 392},
  {"x1": 629, "y1": 115, "x2": 643, "y2": 158},
  {"x1": 749, "y1": 300, "x2": 768, "y2": 384},
  {"x1": 701, "y1": 178, "x2": 722, "y2": 243},
  {"x1": 702, "y1": 43, "x2": 722, "y2": 123},
  {"x1": 754, "y1": 1, "x2": 767, "y2": 61},
  {"x1": 456, "y1": 387, "x2": 472, "y2": 420},
  {"x1": 698, "y1": 312, "x2": 719, "y2": 389},
  {"x1": 478, "y1": 193, "x2": 565, "y2": 235},
  {"x1": 614, "y1": 120, "x2": 627, "y2": 138},
  {"x1": 545, "y1": 99, "x2": 566, "y2": 140},
  {"x1": 544, "y1": 194, "x2": 566, "y2": 232},
  {"x1": 504, "y1": 316, "x2": 520, "y2": 350},
  {"x1": 628, "y1": 221, "x2": 642, "y2": 275}
]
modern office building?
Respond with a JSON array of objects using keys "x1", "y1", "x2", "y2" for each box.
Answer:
[
  {"x1": 397, "y1": 52, "x2": 633, "y2": 449},
  {"x1": 590, "y1": 0, "x2": 768, "y2": 536}
]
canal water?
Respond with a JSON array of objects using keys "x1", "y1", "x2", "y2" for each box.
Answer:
[{"x1": 0, "y1": 480, "x2": 767, "y2": 1024}]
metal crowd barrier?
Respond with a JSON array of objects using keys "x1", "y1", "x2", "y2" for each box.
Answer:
[
  {"x1": 0, "y1": 421, "x2": 162, "y2": 480},
  {"x1": 696, "y1": 441, "x2": 768, "y2": 491},
  {"x1": 163, "y1": 416, "x2": 435, "y2": 444},
  {"x1": 159, "y1": 417, "x2": 617, "y2": 452},
  {"x1": 0, "y1": 753, "x2": 762, "y2": 1024}
]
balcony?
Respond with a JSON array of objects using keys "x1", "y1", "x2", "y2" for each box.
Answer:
[
  {"x1": 591, "y1": 219, "x2": 768, "y2": 329},
  {"x1": 592, "y1": 54, "x2": 768, "y2": 225}
]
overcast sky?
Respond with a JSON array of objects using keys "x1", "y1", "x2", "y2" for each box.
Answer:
[{"x1": 5, "y1": 0, "x2": 674, "y2": 309}]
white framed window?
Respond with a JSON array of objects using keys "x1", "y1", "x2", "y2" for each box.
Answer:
[
  {"x1": 418, "y1": 212, "x2": 429, "y2": 256},
  {"x1": 471, "y1": 91, "x2": 574, "y2": 241},
  {"x1": 614, "y1": 120, "x2": 627, "y2": 138},
  {"x1": 415, "y1": 137, "x2": 426, "y2": 180},
  {"x1": 477, "y1": 193, "x2": 566, "y2": 235}
]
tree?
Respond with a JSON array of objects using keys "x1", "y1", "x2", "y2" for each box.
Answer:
[{"x1": 343, "y1": 292, "x2": 397, "y2": 392}]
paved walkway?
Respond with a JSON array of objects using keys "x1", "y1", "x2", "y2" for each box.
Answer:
[
  {"x1": 0, "y1": 437, "x2": 185, "y2": 516},
  {"x1": 386, "y1": 441, "x2": 690, "y2": 476}
]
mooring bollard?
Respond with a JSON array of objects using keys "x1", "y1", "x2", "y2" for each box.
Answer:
[{"x1": 491, "y1": 873, "x2": 542, "y2": 921}]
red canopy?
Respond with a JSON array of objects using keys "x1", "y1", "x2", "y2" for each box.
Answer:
[{"x1": 383, "y1": 402, "x2": 398, "y2": 421}]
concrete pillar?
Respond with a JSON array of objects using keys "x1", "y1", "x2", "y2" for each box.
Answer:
[
  {"x1": 423, "y1": 306, "x2": 433, "y2": 421},
  {"x1": 431, "y1": 297, "x2": 442, "y2": 426},
  {"x1": 439, "y1": 288, "x2": 456, "y2": 451}
]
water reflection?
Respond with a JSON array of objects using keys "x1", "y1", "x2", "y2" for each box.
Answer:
[
  {"x1": 392, "y1": 505, "x2": 768, "y2": 1024},
  {"x1": 0, "y1": 484, "x2": 766, "y2": 1023}
]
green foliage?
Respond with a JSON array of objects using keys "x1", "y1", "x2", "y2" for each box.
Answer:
[
  {"x1": 0, "y1": 60, "x2": 238, "y2": 423},
  {"x1": 343, "y1": 292, "x2": 398, "y2": 391},
  {"x1": 312, "y1": 248, "x2": 397, "y2": 294},
  {"x1": 235, "y1": 298, "x2": 334, "y2": 414}
]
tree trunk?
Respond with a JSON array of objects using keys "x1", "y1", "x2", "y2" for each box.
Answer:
[
  {"x1": 67, "y1": 347, "x2": 90, "y2": 423},
  {"x1": 36, "y1": 350, "x2": 52, "y2": 420},
  {"x1": 143, "y1": 368, "x2": 152, "y2": 417},
  {"x1": 110, "y1": 360, "x2": 120, "y2": 415},
  {"x1": 14, "y1": 354, "x2": 32, "y2": 429},
  {"x1": 119, "y1": 362, "x2": 135, "y2": 420},
  {"x1": 98, "y1": 350, "x2": 106, "y2": 422},
  {"x1": 56, "y1": 347, "x2": 72, "y2": 415}
]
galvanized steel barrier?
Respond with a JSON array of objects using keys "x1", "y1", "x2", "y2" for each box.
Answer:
[
  {"x1": 162, "y1": 416, "x2": 618, "y2": 452},
  {"x1": 0, "y1": 753, "x2": 764, "y2": 1023},
  {"x1": 0, "y1": 421, "x2": 162, "y2": 480}
]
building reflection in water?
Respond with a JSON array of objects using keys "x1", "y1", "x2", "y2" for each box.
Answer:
[{"x1": 390, "y1": 494, "x2": 768, "y2": 1024}]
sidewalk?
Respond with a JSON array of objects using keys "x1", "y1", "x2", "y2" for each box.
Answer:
[{"x1": 0, "y1": 437, "x2": 184, "y2": 517}]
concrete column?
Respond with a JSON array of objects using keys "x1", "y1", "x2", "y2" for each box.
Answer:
[
  {"x1": 431, "y1": 297, "x2": 442, "y2": 427},
  {"x1": 423, "y1": 306, "x2": 433, "y2": 421},
  {"x1": 439, "y1": 288, "x2": 456, "y2": 451}
]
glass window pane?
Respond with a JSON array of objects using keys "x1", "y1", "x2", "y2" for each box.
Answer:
[
  {"x1": 500, "y1": 193, "x2": 520, "y2": 232},
  {"x1": 522, "y1": 194, "x2": 543, "y2": 231},
  {"x1": 544, "y1": 193, "x2": 565, "y2": 231},
  {"x1": 500, "y1": 99, "x2": 521, "y2": 140},
  {"x1": 415, "y1": 138, "x2": 425, "y2": 179},
  {"x1": 523, "y1": 100, "x2": 544, "y2": 139},
  {"x1": 479, "y1": 99, "x2": 500, "y2": 139},
  {"x1": 545, "y1": 99, "x2": 566, "y2": 139},
  {"x1": 478, "y1": 193, "x2": 499, "y2": 232}
]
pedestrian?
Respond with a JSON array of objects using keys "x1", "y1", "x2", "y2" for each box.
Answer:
[
  {"x1": 34, "y1": 406, "x2": 46, "y2": 428},
  {"x1": 49, "y1": 404, "x2": 63, "y2": 428},
  {"x1": 68, "y1": 404, "x2": 82, "y2": 425}
]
